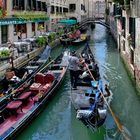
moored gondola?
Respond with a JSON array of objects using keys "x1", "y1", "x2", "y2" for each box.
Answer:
[
  {"x1": 71, "y1": 34, "x2": 89, "y2": 46},
  {"x1": 0, "y1": 46, "x2": 51, "y2": 101},
  {"x1": 0, "y1": 50, "x2": 70, "y2": 140},
  {"x1": 70, "y1": 43, "x2": 112, "y2": 130}
]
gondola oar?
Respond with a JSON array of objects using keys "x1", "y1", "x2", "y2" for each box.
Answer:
[{"x1": 80, "y1": 54, "x2": 131, "y2": 140}]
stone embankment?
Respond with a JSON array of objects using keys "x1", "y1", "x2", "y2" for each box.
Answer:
[{"x1": 0, "y1": 39, "x2": 60, "y2": 77}]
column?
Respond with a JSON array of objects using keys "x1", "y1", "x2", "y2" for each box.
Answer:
[
  {"x1": 26, "y1": 23, "x2": 32, "y2": 38},
  {"x1": 8, "y1": 25, "x2": 14, "y2": 42}
]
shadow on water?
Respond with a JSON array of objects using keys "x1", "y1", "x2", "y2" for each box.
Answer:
[{"x1": 16, "y1": 25, "x2": 140, "y2": 140}]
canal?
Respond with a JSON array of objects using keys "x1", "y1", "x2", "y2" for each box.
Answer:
[{"x1": 16, "y1": 25, "x2": 140, "y2": 140}]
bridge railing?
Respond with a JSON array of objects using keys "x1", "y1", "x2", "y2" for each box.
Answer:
[{"x1": 78, "y1": 17, "x2": 110, "y2": 29}]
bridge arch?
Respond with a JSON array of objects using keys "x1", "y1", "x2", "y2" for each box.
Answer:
[{"x1": 79, "y1": 18, "x2": 110, "y2": 29}]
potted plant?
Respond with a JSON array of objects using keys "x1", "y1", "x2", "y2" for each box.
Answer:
[
  {"x1": 0, "y1": 49, "x2": 10, "y2": 60},
  {"x1": 36, "y1": 36, "x2": 47, "y2": 47},
  {"x1": 48, "y1": 33, "x2": 56, "y2": 42}
]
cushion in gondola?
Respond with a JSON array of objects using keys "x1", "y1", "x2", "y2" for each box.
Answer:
[
  {"x1": 42, "y1": 83, "x2": 51, "y2": 90},
  {"x1": 44, "y1": 72, "x2": 54, "y2": 83},
  {"x1": 34, "y1": 73, "x2": 46, "y2": 84},
  {"x1": 30, "y1": 83, "x2": 42, "y2": 91}
]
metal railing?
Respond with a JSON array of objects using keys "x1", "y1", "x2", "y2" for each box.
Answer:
[{"x1": 79, "y1": 17, "x2": 110, "y2": 29}]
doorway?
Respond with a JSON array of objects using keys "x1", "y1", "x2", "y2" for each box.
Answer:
[{"x1": 1, "y1": 25, "x2": 8, "y2": 44}]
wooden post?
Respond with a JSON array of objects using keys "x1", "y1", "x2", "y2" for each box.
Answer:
[{"x1": 8, "y1": 39, "x2": 14, "y2": 68}]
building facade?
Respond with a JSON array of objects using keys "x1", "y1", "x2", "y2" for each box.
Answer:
[
  {"x1": 0, "y1": 0, "x2": 87, "y2": 43},
  {"x1": 67, "y1": 0, "x2": 87, "y2": 22},
  {"x1": 0, "y1": 0, "x2": 50, "y2": 44},
  {"x1": 46, "y1": 0, "x2": 69, "y2": 31},
  {"x1": 106, "y1": 0, "x2": 140, "y2": 87}
]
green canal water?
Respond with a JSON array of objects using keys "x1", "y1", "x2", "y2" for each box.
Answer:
[{"x1": 16, "y1": 25, "x2": 140, "y2": 140}]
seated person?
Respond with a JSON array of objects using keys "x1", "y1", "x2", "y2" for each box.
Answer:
[{"x1": 2, "y1": 68, "x2": 21, "y2": 93}]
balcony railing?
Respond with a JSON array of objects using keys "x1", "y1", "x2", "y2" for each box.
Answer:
[{"x1": 12, "y1": 11, "x2": 48, "y2": 20}]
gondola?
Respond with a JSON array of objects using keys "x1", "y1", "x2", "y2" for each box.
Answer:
[
  {"x1": 0, "y1": 50, "x2": 70, "y2": 140},
  {"x1": 0, "y1": 46, "x2": 51, "y2": 113},
  {"x1": 60, "y1": 35, "x2": 75, "y2": 46},
  {"x1": 71, "y1": 34, "x2": 88, "y2": 46},
  {"x1": 60, "y1": 30, "x2": 81, "y2": 46},
  {"x1": 70, "y1": 43, "x2": 112, "y2": 131}
]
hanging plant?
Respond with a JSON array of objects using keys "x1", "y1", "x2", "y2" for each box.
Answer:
[{"x1": 13, "y1": 11, "x2": 49, "y2": 20}]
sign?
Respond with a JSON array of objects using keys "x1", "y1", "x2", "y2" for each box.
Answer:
[{"x1": 0, "y1": 18, "x2": 49, "y2": 25}]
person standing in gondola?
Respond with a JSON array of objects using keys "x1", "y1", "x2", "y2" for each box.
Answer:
[{"x1": 68, "y1": 50, "x2": 80, "y2": 90}]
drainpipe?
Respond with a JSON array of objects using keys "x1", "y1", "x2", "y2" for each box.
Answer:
[
  {"x1": 88, "y1": 0, "x2": 89, "y2": 18},
  {"x1": 25, "y1": 0, "x2": 27, "y2": 11}
]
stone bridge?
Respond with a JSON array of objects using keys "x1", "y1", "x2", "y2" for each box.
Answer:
[{"x1": 79, "y1": 17, "x2": 110, "y2": 29}]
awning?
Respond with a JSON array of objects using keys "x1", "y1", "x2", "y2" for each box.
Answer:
[{"x1": 57, "y1": 19, "x2": 77, "y2": 25}]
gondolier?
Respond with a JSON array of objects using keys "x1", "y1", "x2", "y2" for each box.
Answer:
[{"x1": 68, "y1": 50, "x2": 80, "y2": 90}]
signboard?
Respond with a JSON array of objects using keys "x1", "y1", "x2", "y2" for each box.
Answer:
[{"x1": 0, "y1": 18, "x2": 49, "y2": 25}]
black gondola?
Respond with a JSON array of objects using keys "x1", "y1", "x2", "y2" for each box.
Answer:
[
  {"x1": 71, "y1": 34, "x2": 88, "y2": 46},
  {"x1": 0, "y1": 50, "x2": 70, "y2": 140},
  {"x1": 70, "y1": 43, "x2": 112, "y2": 130}
]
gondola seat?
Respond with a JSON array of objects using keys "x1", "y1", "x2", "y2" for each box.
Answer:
[
  {"x1": 18, "y1": 91, "x2": 32, "y2": 105},
  {"x1": 34, "y1": 72, "x2": 54, "y2": 84},
  {"x1": 44, "y1": 72, "x2": 54, "y2": 83},
  {"x1": 30, "y1": 72, "x2": 54, "y2": 93},
  {"x1": 34, "y1": 73, "x2": 46, "y2": 84}
]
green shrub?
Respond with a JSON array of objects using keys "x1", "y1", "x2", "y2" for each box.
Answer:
[
  {"x1": 36, "y1": 36, "x2": 47, "y2": 47},
  {"x1": 48, "y1": 33, "x2": 56, "y2": 42},
  {"x1": 0, "y1": 49, "x2": 10, "y2": 58}
]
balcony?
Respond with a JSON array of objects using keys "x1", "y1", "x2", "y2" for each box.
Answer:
[{"x1": 12, "y1": 11, "x2": 48, "y2": 21}]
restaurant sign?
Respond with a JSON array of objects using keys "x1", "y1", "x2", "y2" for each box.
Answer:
[{"x1": 0, "y1": 18, "x2": 49, "y2": 25}]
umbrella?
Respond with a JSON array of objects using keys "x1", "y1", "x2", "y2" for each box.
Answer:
[{"x1": 57, "y1": 19, "x2": 77, "y2": 25}]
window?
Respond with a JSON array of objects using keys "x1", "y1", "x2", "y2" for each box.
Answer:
[
  {"x1": 69, "y1": 4, "x2": 76, "y2": 12},
  {"x1": 63, "y1": 8, "x2": 68, "y2": 13},
  {"x1": 32, "y1": 23, "x2": 35, "y2": 32},
  {"x1": 12, "y1": 0, "x2": 19, "y2": 10},
  {"x1": 27, "y1": 0, "x2": 31, "y2": 10},
  {"x1": 81, "y1": 4, "x2": 85, "y2": 11},
  {"x1": 51, "y1": 6, "x2": 55, "y2": 13},
  {"x1": 56, "y1": 6, "x2": 59, "y2": 13},
  {"x1": 60, "y1": 7, "x2": 62, "y2": 13},
  {"x1": 3, "y1": 0, "x2": 7, "y2": 10},
  {"x1": 1, "y1": 25, "x2": 8, "y2": 43},
  {"x1": 19, "y1": 0, "x2": 25, "y2": 10},
  {"x1": 32, "y1": 0, "x2": 36, "y2": 10},
  {"x1": 15, "y1": 24, "x2": 27, "y2": 33},
  {"x1": 37, "y1": 1, "x2": 41, "y2": 11},
  {"x1": 42, "y1": 2, "x2": 47, "y2": 11}
]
